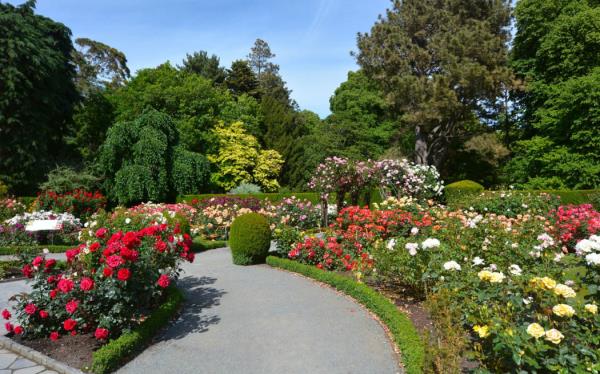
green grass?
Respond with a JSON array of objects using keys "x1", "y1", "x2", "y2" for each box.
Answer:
[
  {"x1": 0, "y1": 244, "x2": 74, "y2": 256},
  {"x1": 191, "y1": 237, "x2": 227, "y2": 252},
  {"x1": 90, "y1": 287, "x2": 184, "y2": 374},
  {"x1": 266, "y1": 256, "x2": 425, "y2": 374}
]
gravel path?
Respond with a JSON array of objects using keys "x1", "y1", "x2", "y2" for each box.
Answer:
[{"x1": 119, "y1": 247, "x2": 401, "y2": 374}]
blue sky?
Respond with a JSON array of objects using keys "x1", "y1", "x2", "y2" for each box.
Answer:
[{"x1": 8, "y1": 0, "x2": 391, "y2": 117}]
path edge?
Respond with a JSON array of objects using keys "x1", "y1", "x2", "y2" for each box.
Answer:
[{"x1": 266, "y1": 256, "x2": 425, "y2": 374}]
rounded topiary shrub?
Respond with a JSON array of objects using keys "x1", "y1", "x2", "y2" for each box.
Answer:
[
  {"x1": 229, "y1": 213, "x2": 272, "y2": 265},
  {"x1": 444, "y1": 180, "x2": 485, "y2": 204}
]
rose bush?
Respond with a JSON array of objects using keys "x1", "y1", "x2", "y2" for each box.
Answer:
[
  {"x1": 33, "y1": 190, "x2": 106, "y2": 220},
  {"x1": 5, "y1": 220, "x2": 194, "y2": 342}
]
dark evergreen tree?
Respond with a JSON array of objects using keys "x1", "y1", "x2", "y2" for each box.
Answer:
[
  {"x1": 179, "y1": 50, "x2": 226, "y2": 84},
  {"x1": 225, "y1": 60, "x2": 260, "y2": 98}
]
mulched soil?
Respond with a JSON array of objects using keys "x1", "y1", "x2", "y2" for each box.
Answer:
[{"x1": 13, "y1": 332, "x2": 100, "y2": 370}]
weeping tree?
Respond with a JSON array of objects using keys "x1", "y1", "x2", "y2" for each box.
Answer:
[
  {"x1": 97, "y1": 109, "x2": 210, "y2": 205},
  {"x1": 356, "y1": 0, "x2": 512, "y2": 168}
]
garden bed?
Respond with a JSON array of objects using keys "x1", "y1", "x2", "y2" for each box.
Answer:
[{"x1": 0, "y1": 244, "x2": 74, "y2": 256}]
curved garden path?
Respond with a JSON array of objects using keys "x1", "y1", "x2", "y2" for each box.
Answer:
[{"x1": 119, "y1": 247, "x2": 402, "y2": 374}]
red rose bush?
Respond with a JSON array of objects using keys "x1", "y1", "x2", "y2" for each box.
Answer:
[{"x1": 7, "y1": 212, "x2": 194, "y2": 342}]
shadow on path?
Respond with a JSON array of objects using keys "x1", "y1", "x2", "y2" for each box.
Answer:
[{"x1": 160, "y1": 275, "x2": 226, "y2": 341}]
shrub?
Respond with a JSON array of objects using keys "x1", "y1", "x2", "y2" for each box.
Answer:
[
  {"x1": 229, "y1": 213, "x2": 271, "y2": 265},
  {"x1": 0, "y1": 198, "x2": 27, "y2": 221},
  {"x1": 229, "y1": 182, "x2": 262, "y2": 194},
  {"x1": 444, "y1": 180, "x2": 484, "y2": 203},
  {"x1": 39, "y1": 166, "x2": 99, "y2": 194},
  {"x1": 33, "y1": 190, "x2": 106, "y2": 219},
  {"x1": 0, "y1": 180, "x2": 8, "y2": 198},
  {"x1": 466, "y1": 191, "x2": 560, "y2": 218}
]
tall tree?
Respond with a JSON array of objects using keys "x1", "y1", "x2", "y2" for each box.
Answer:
[
  {"x1": 225, "y1": 60, "x2": 259, "y2": 98},
  {"x1": 179, "y1": 50, "x2": 226, "y2": 84},
  {"x1": 247, "y1": 38, "x2": 277, "y2": 80},
  {"x1": 73, "y1": 37, "x2": 130, "y2": 95},
  {"x1": 506, "y1": 0, "x2": 600, "y2": 189},
  {"x1": 247, "y1": 39, "x2": 293, "y2": 106},
  {"x1": 0, "y1": 0, "x2": 79, "y2": 193},
  {"x1": 356, "y1": 0, "x2": 512, "y2": 169}
]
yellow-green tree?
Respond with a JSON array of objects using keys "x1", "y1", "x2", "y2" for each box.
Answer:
[{"x1": 209, "y1": 122, "x2": 283, "y2": 191}]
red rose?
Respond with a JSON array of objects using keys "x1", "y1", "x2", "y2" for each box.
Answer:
[
  {"x1": 49, "y1": 331, "x2": 59, "y2": 341},
  {"x1": 39, "y1": 310, "x2": 49, "y2": 319},
  {"x1": 103, "y1": 267, "x2": 113, "y2": 277},
  {"x1": 122, "y1": 231, "x2": 140, "y2": 248},
  {"x1": 1, "y1": 309, "x2": 10, "y2": 320},
  {"x1": 57, "y1": 278, "x2": 74, "y2": 293},
  {"x1": 65, "y1": 300, "x2": 79, "y2": 314},
  {"x1": 22, "y1": 264, "x2": 33, "y2": 278},
  {"x1": 13, "y1": 325, "x2": 23, "y2": 334},
  {"x1": 95, "y1": 227, "x2": 108, "y2": 238},
  {"x1": 32, "y1": 256, "x2": 43, "y2": 267},
  {"x1": 79, "y1": 277, "x2": 94, "y2": 291},
  {"x1": 154, "y1": 239, "x2": 167, "y2": 253},
  {"x1": 157, "y1": 274, "x2": 170, "y2": 288},
  {"x1": 44, "y1": 258, "x2": 56, "y2": 270},
  {"x1": 70, "y1": 330, "x2": 77, "y2": 336},
  {"x1": 4, "y1": 323, "x2": 13, "y2": 332},
  {"x1": 89, "y1": 242, "x2": 100, "y2": 252},
  {"x1": 106, "y1": 255, "x2": 124, "y2": 268},
  {"x1": 24, "y1": 303, "x2": 37, "y2": 315},
  {"x1": 63, "y1": 318, "x2": 77, "y2": 331},
  {"x1": 94, "y1": 327, "x2": 109, "y2": 340},
  {"x1": 117, "y1": 268, "x2": 131, "y2": 281},
  {"x1": 50, "y1": 289, "x2": 57, "y2": 299}
]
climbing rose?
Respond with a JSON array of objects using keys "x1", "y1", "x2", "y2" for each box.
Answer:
[
  {"x1": 79, "y1": 277, "x2": 94, "y2": 291},
  {"x1": 157, "y1": 274, "x2": 170, "y2": 288},
  {"x1": 63, "y1": 318, "x2": 77, "y2": 331},
  {"x1": 117, "y1": 268, "x2": 131, "y2": 281},
  {"x1": 65, "y1": 300, "x2": 79, "y2": 314},
  {"x1": 39, "y1": 310, "x2": 49, "y2": 319},
  {"x1": 13, "y1": 325, "x2": 23, "y2": 334},
  {"x1": 94, "y1": 327, "x2": 109, "y2": 340},
  {"x1": 49, "y1": 331, "x2": 59, "y2": 341},
  {"x1": 57, "y1": 278, "x2": 74, "y2": 293},
  {"x1": 1, "y1": 309, "x2": 10, "y2": 320},
  {"x1": 24, "y1": 303, "x2": 37, "y2": 315}
]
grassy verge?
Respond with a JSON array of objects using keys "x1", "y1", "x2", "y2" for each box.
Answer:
[
  {"x1": 90, "y1": 287, "x2": 184, "y2": 374},
  {"x1": 266, "y1": 256, "x2": 425, "y2": 374},
  {"x1": 191, "y1": 237, "x2": 227, "y2": 252},
  {"x1": 0, "y1": 245, "x2": 74, "y2": 256}
]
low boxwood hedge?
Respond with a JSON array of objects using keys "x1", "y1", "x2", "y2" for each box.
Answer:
[
  {"x1": 191, "y1": 237, "x2": 227, "y2": 252},
  {"x1": 90, "y1": 287, "x2": 184, "y2": 374},
  {"x1": 229, "y1": 213, "x2": 271, "y2": 265},
  {"x1": 0, "y1": 245, "x2": 73, "y2": 256},
  {"x1": 266, "y1": 256, "x2": 425, "y2": 374}
]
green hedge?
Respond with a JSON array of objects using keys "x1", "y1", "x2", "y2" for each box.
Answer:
[
  {"x1": 178, "y1": 192, "x2": 323, "y2": 204},
  {"x1": 0, "y1": 245, "x2": 74, "y2": 256},
  {"x1": 91, "y1": 287, "x2": 184, "y2": 374},
  {"x1": 191, "y1": 237, "x2": 227, "y2": 252},
  {"x1": 536, "y1": 189, "x2": 600, "y2": 207},
  {"x1": 229, "y1": 213, "x2": 272, "y2": 265},
  {"x1": 266, "y1": 256, "x2": 424, "y2": 374},
  {"x1": 444, "y1": 180, "x2": 485, "y2": 203}
]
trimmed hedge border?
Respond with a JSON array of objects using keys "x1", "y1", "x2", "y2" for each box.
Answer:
[
  {"x1": 266, "y1": 256, "x2": 424, "y2": 374},
  {"x1": 191, "y1": 237, "x2": 227, "y2": 252},
  {"x1": 90, "y1": 287, "x2": 184, "y2": 374},
  {"x1": 0, "y1": 245, "x2": 74, "y2": 256}
]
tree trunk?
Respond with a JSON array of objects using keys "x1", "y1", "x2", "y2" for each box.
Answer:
[
  {"x1": 414, "y1": 125, "x2": 429, "y2": 165},
  {"x1": 320, "y1": 196, "x2": 328, "y2": 228}
]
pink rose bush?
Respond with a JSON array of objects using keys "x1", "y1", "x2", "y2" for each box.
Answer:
[{"x1": 7, "y1": 210, "x2": 194, "y2": 342}]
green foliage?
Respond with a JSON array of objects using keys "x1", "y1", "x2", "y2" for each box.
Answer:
[
  {"x1": 266, "y1": 256, "x2": 425, "y2": 374},
  {"x1": 356, "y1": 0, "x2": 512, "y2": 168},
  {"x1": 0, "y1": 181, "x2": 8, "y2": 198},
  {"x1": 179, "y1": 192, "x2": 323, "y2": 205},
  {"x1": 225, "y1": 60, "x2": 259, "y2": 98},
  {"x1": 444, "y1": 180, "x2": 485, "y2": 203},
  {"x1": 72, "y1": 37, "x2": 130, "y2": 94},
  {"x1": 70, "y1": 91, "x2": 116, "y2": 161},
  {"x1": 39, "y1": 166, "x2": 99, "y2": 193},
  {"x1": 191, "y1": 237, "x2": 227, "y2": 252},
  {"x1": 179, "y1": 50, "x2": 226, "y2": 84},
  {"x1": 509, "y1": 0, "x2": 600, "y2": 189},
  {"x1": 209, "y1": 122, "x2": 283, "y2": 192},
  {"x1": 229, "y1": 183, "x2": 262, "y2": 194},
  {"x1": 90, "y1": 287, "x2": 184, "y2": 374},
  {"x1": 0, "y1": 1, "x2": 79, "y2": 194},
  {"x1": 229, "y1": 213, "x2": 272, "y2": 265},
  {"x1": 98, "y1": 109, "x2": 209, "y2": 205},
  {"x1": 0, "y1": 245, "x2": 73, "y2": 256}
]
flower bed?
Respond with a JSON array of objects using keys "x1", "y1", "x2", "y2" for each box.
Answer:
[{"x1": 34, "y1": 190, "x2": 106, "y2": 220}]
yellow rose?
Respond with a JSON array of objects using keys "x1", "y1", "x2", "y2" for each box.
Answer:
[
  {"x1": 553, "y1": 284, "x2": 576, "y2": 298},
  {"x1": 585, "y1": 304, "x2": 598, "y2": 315},
  {"x1": 489, "y1": 272, "x2": 506, "y2": 283},
  {"x1": 552, "y1": 304, "x2": 575, "y2": 318},
  {"x1": 544, "y1": 329, "x2": 564, "y2": 344},
  {"x1": 478, "y1": 270, "x2": 493, "y2": 281},
  {"x1": 473, "y1": 325, "x2": 489, "y2": 338},
  {"x1": 526, "y1": 323, "x2": 545, "y2": 339},
  {"x1": 530, "y1": 276, "x2": 557, "y2": 290}
]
